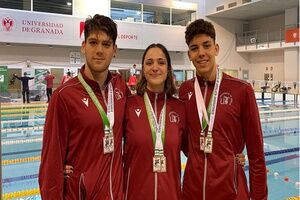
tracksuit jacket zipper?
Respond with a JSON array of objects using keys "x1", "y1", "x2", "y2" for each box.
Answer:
[
  {"x1": 154, "y1": 93, "x2": 158, "y2": 200},
  {"x1": 203, "y1": 80, "x2": 208, "y2": 200}
]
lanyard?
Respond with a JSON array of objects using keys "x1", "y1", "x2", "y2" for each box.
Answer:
[
  {"x1": 144, "y1": 92, "x2": 166, "y2": 155},
  {"x1": 78, "y1": 72, "x2": 114, "y2": 132},
  {"x1": 194, "y1": 68, "x2": 222, "y2": 137}
]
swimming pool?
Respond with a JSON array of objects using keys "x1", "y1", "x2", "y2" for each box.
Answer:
[{"x1": 1, "y1": 101, "x2": 299, "y2": 200}]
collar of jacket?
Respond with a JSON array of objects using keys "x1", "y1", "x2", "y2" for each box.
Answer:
[
  {"x1": 80, "y1": 65, "x2": 112, "y2": 92},
  {"x1": 196, "y1": 74, "x2": 216, "y2": 86},
  {"x1": 145, "y1": 88, "x2": 166, "y2": 102}
]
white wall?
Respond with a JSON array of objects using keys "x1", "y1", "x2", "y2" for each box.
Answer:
[
  {"x1": 285, "y1": 7, "x2": 298, "y2": 27},
  {"x1": 0, "y1": 44, "x2": 192, "y2": 71},
  {"x1": 208, "y1": 18, "x2": 250, "y2": 78},
  {"x1": 284, "y1": 47, "x2": 299, "y2": 82},
  {"x1": 249, "y1": 14, "x2": 285, "y2": 32},
  {"x1": 205, "y1": 0, "x2": 228, "y2": 14},
  {"x1": 73, "y1": 0, "x2": 110, "y2": 18},
  {"x1": 248, "y1": 50, "x2": 284, "y2": 81}
]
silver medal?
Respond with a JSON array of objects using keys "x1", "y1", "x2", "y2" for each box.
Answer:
[
  {"x1": 204, "y1": 136, "x2": 213, "y2": 153},
  {"x1": 160, "y1": 156, "x2": 167, "y2": 172},
  {"x1": 153, "y1": 156, "x2": 167, "y2": 172},
  {"x1": 200, "y1": 136, "x2": 205, "y2": 151},
  {"x1": 103, "y1": 130, "x2": 114, "y2": 154},
  {"x1": 153, "y1": 156, "x2": 161, "y2": 172}
]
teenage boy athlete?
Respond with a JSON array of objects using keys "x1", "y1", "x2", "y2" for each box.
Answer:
[
  {"x1": 179, "y1": 19, "x2": 268, "y2": 200},
  {"x1": 39, "y1": 14, "x2": 127, "y2": 199}
]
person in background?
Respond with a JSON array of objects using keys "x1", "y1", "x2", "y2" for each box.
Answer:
[
  {"x1": 123, "y1": 43, "x2": 187, "y2": 200},
  {"x1": 14, "y1": 72, "x2": 34, "y2": 103},
  {"x1": 39, "y1": 14, "x2": 128, "y2": 199},
  {"x1": 60, "y1": 70, "x2": 72, "y2": 85},
  {"x1": 44, "y1": 70, "x2": 55, "y2": 103},
  {"x1": 130, "y1": 64, "x2": 137, "y2": 76},
  {"x1": 128, "y1": 64, "x2": 138, "y2": 94},
  {"x1": 179, "y1": 18, "x2": 268, "y2": 200}
]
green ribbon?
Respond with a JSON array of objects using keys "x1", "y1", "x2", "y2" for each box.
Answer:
[
  {"x1": 78, "y1": 72, "x2": 110, "y2": 129},
  {"x1": 144, "y1": 92, "x2": 166, "y2": 149}
]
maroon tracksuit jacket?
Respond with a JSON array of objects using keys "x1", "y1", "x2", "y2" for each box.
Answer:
[
  {"x1": 39, "y1": 66, "x2": 127, "y2": 200},
  {"x1": 123, "y1": 90, "x2": 187, "y2": 200},
  {"x1": 179, "y1": 73, "x2": 268, "y2": 200}
]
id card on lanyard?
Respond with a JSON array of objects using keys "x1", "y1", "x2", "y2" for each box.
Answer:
[
  {"x1": 194, "y1": 68, "x2": 222, "y2": 153},
  {"x1": 78, "y1": 72, "x2": 115, "y2": 154},
  {"x1": 144, "y1": 92, "x2": 167, "y2": 172}
]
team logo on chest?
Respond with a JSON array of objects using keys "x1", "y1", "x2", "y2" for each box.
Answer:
[
  {"x1": 114, "y1": 88, "x2": 123, "y2": 100},
  {"x1": 81, "y1": 97, "x2": 89, "y2": 107},
  {"x1": 220, "y1": 92, "x2": 233, "y2": 105},
  {"x1": 188, "y1": 91, "x2": 193, "y2": 100},
  {"x1": 135, "y1": 108, "x2": 141, "y2": 117},
  {"x1": 169, "y1": 111, "x2": 180, "y2": 123}
]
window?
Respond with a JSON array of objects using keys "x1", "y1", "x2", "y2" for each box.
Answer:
[
  {"x1": 172, "y1": 9, "x2": 195, "y2": 26},
  {"x1": 174, "y1": 70, "x2": 185, "y2": 86},
  {"x1": 33, "y1": 0, "x2": 72, "y2": 15},
  {"x1": 143, "y1": 5, "x2": 170, "y2": 25},
  {"x1": 0, "y1": 0, "x2": 31, "y2": 11},
  {"x1": 111, "y1": 1, "x2": 142, "y2": 22}
]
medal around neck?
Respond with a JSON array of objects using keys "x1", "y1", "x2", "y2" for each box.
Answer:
[
  {"x1": 204, "y1": 134, "x2": 213, "y2": 153},
  {"x1": 153, "y1": 155, "x2": 167, "y2": 173},
  {"x1": 103, "y1": 128, "x2": 114, "y2": 154},
  {"x1": 78, "y1": 72, "x2": 115, "y2": 154}
]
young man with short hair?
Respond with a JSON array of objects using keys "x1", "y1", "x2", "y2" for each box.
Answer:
[
  {"x1": 179, "y1": 19, "x2": 268, "y2": 200},
  {"x1": 39, "y1": 14, "x2": 127, "y2": 199}
]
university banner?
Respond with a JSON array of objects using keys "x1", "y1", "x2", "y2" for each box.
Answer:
[{"x1": 0, "y1": 66, "x2": 8, "y2": 93}]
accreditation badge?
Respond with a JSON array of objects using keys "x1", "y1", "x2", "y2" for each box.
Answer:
[
  {"x1": 153, "y1": 156, "x2": 161, "y2": 172},
  {"x1": 204, "y1": 136, "x2": 213, "y2": 153},
  {"x1": 200, "y1": 136, "x2": 205, "y2": 151},
  {"x1": 103, "y1": 131, "x2": 114, "y2": 154}
]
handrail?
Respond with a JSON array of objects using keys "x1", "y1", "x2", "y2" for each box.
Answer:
[{"x1": 235, "y1": 24, "x2": 299, "y2": 47}]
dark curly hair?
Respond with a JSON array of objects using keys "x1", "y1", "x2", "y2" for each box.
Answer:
[
  {"x1": 185, "y1": 19, "x2": 216, "y2": 45},
  {"x1": 136, "y1": 43, "x2": 176, "y2": 98},
  {"x1": 84, "y1": 14, "x2": 117, "y2": 44}
]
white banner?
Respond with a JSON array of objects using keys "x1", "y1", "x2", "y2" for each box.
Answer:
[{"x1": 0, "y1": 8, "x2": 187, "y2": 51}]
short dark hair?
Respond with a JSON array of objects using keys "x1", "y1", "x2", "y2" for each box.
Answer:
[
  {"x1": 136, "y1": 43, "x2": 176, "y2": 98},
  {"x1": 84, "y1": 14, "x2": 117, "y2": 44},
  {"x1": 185, "y1": 19, "x2": 216, "y2": 45}
]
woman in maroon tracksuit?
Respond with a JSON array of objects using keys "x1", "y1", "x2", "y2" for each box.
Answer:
[{"x1": 123, "y1": 43, "x2": 187, "y2": 200}]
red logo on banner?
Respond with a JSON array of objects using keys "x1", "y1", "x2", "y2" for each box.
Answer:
[
  {"x1": 285, "y1": 28, "x2": 299, "y2": 43},
  {"x1": 1, "y1": 16, "x2": 15, "y2": 32},
  {"x1": 80, "y1": 21, "x2": 84, "y2": 38}
]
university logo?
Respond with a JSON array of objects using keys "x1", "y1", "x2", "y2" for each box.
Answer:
[
  {"x1": 114, "y1": 88, "x2": 123, "y2": 100},
  {"x1": 1, "y1": 16, "x2": 16, "y2": 32},
  {"x1": 220, "y1": 92, "x2": 233, "y2": 105},
  {"x1": 169, "y1": 111, "x2": 180, "y2": 123}
]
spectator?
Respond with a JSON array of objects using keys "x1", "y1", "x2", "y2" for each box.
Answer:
[
  {"x1": 14, "y1": 72, "x2": 34, "y2": 103},
  {"x1": 44, "y1": 70, "x2": 55, "y2": 103}
]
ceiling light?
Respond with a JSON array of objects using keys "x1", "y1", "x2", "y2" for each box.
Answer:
[{"x1": 67, "y1": 2, "x2": 72, "y2": 6}]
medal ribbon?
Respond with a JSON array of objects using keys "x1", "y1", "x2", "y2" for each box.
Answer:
[
  {"x1": 78, "y1": 72, "x2": 114, "y2": 132},
  {"x1": 144, "y1": 92, "x2": 166, "y2": 156},
  {"x1": 194, "y1": 68, "x2": 223, "y2": 136}
]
